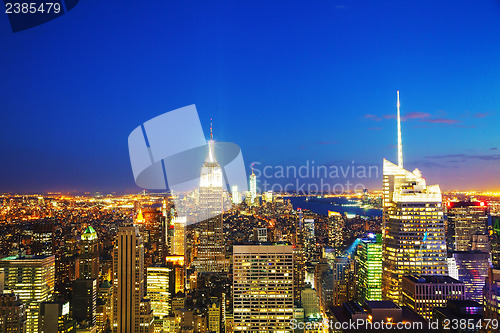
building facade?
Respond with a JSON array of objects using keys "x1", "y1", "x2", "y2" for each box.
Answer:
[
  {"x1": 382, "y1": 159, "x2": 448, "y2": 304},
  {"x1": 0, "y1": 255, "x2": 55, "y2": 333},
  {"x1": 233, "y1": 244, "x2": 294, "y2": 332},
  {"x1": 401, "y1": 275, "x2": 465, "y2": 320},
  {"x1": 112, "y1": 226, "x2": 154, "y2": 333}
]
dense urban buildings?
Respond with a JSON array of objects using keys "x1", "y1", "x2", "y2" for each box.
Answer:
[{"x1": 1, "y1": 93, "x2": 500, "y2": 332}]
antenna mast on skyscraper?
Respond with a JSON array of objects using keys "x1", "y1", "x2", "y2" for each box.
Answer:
[
  {"x1": 210, "y1": 118, "x2": 213, "y2": 141},
  {"x1": 397, "y1": 90, "x2": 403, "y2": 168}
]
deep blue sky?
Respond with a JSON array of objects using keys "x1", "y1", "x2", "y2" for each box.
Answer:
[{"x1": 1, "y1": 0, "x2": 499, "y2": 193}]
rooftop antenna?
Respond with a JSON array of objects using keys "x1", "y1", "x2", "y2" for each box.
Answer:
[
  {"x1": 210, "y1": 118, "x2": 213, "y2": 141},
  {"x1": 397, "y1": 90, "x2": 403, "y2": 168}
]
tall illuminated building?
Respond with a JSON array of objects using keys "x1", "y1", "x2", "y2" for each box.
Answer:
[
  {"x1": 79, "y1": 225, "x2": 99, "y2": 279},
  {"x1": 0, "y1": 255, "x2": 55, "y2": 333},
  {"x1": 231, "y1": 185, "x2": 242, "y2": 205},
  {"x1": 249, "y1": 166, "x2": 257, "y2": 206},
  {"x1": 146, "y1": 266, "x2": 174, "y2": 330},
  {"x1": 303, "y1": 218, "x2": 315, "y2": 251},
  {"x1": 112, "y1": 226, "x2": 154, "y2": 333},
  {"x1": 382, "y1": 91, "x2": 448, "y2": 304},
  {"x1": 357, "y1": 234, "x2": 382, "y2": 302},
  {"x1": 447, "y1": 251, "x2": 489, "y2": 303},
  {"x1": 328, "y1": 211, "x2": 344, "y2": 255},
  {"x1": 492, "y1": 215, "x2": 500, "y2": 269},
  {"x1": 195, "y1": 126, "x2": 226, "y2": 272},
  {"x1": 446, "y1": 201, "x2": 489, "y2": 252},
  {"x1": 233, "y1": 244, "x2": 294, "y2": 332},
  {"x1": 172, "y1": 216, "x2": 186, "y2": 256}
]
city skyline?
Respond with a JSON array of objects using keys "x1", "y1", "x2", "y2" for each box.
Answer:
[{"x1": 0, "y1": 1, "x2": 499, "y2": 192}]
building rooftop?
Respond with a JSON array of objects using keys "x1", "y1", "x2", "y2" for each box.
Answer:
[
  {"x1": 403, "y1": 275, "x2": 463, "y2": 284},
  {"x1": 364, "y1": 300, "x2": 401, "y2": 310},
  {"x1": 1, "y1": 254, "x2": 53, "y2": 261}
]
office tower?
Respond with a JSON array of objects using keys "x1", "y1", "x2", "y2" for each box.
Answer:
[
  {"x1": 165, "y1": 256, "x2": 185, "y2": 294},
  {"x1": 401, "y1": 275, "x2": 465, "y2": 320},
  {"x1": 79, "y1": 225, "x2": 99, "y2": 279},
  {"x1": 32, "y1": 222, "x2": 55, "y2": 256},
  {"x1": 112, "y1": 226, "x2": 154, "y2": 333},
  {"x1": 195, "y1": 130, "x2": 226, "y2": 273},
  {"x1": 293, "y1": 247, "x2": 305, "y2": 305},
  {"x1": 172, "y1": 216, "x2": 186, "y2": 256},
  {"x1": 446, "y1": 201, "x2": 489, "y2": 252},
  {"x1": 39, "y1": 301, "x2": 75, "y2": 333},
  {"x1": 0, "y1": 293, "x2": 26, "y2": 333},
  {"x1": 357, "y1": 234, "x2": 382, "y2": 302},
  {"x1": 484, "y1": 268, "x2": 500, "y2": 320},
  {"x1": 231, "y1": 185, "x2": 242, "y2": 205},
  {"x1": 492, "y1": 215, "x2": 500, "y2": 269},
  {"x1": 72, "y1": 278, "x2": 97, "y2": 327},
  {"x1": 382, "y1": 92, "x2": 447, "y2": 304},
  {"x1": 208, "y1": 297, "x2": 221, "y2": 333},
  {"x1": 146, "y1": 266, "x2": 174, "y2": 328},
  {"x1": 0, "y1": 255, "x2": 55, "y2": 333},
  {"x1": 328, "y1": 211, "x2": 344, "y2": 255},
  {"x1": 301, "y1": 285, "x2": 320, "y2": 318},
  {"x1": 332, "y1": 256, "x2": 351, "y2": 306},
  {"x1": 447, "y1": 251, "x2": 489, "y2": 303},
  {"x1": 249, "y1": 167, "x2": 257, "y2": 206},
  {"x1": 97, "y1": 280, "x2": 113, "y2": 333},
  {"x1": 233, "y1": 244, "x2": 294, "y2": 332}
]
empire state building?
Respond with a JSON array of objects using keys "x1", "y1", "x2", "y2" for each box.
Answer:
[{"x1": 194, "y1": 126, "x2": 226, "y2": 272}]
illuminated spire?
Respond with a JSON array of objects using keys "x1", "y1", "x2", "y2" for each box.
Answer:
[
  {"x1": 397, "y1": 90, "x2": 403, "y2": 168},
  {"x1": 210, "y1": 118, "x2": 213, "y2": 141},
  {"x1": 206, "y1": 118, "x2": 215, "y2": 163}
]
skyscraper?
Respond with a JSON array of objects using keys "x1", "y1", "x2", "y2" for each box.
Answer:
[
  {"x1": 195, "y1": 128, "x2": 226, "y2": 273},
  {"x1": 72, "y1": 278, "x2": 97, "y2": 327},
  {"x1": 172, "y1": 216, "x2": 186, "y2": 257},
  {"x1": 446, "y1": 201, "x2": 489, "y2": 252},
  {"x1": 231, "y1": 185, "x2": 242, "y2": 205},
  {"x1": 233, "y1": 244, "x2": 294, "y2": 332},
  {"x1": 146, "y1": 266, "x2": 174, "y2": 330},
  {"x1": 249, "y1": 166, "x2": 257, "y2": 206},
  {"x1": 447, "y1": 251, "x2": 489, "y2": 303},
  {"x1": 79, "y1": 225, "x2": 99, "y2": 279},
  {"x1": 112, "y1": 226, "x2": 154, "y2": 333},
  {"x1": 328, "y1": 211, "x2": 344, "y2": 255},
  {"x1": 0, "y1": 255, "x2": 55, "y2": 333},
  {"x1": 382, "y1": 92, "x2": 448, "y2": 304},
  {"x1": 357, "y1": 234, "x2": 382, "y2": 302}
]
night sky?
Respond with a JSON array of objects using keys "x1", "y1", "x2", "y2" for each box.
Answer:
[{"x1": 0, "y1": 0, "x2": 499, "y2": 193}]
